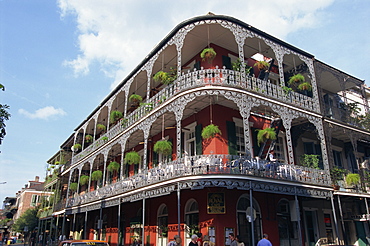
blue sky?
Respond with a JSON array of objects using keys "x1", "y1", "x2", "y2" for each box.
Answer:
[{"x1": 1, "y1": 0, "x2": 369, "y2": 202}]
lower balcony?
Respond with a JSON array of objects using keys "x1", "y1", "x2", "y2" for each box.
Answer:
[{"x1": 67, "y1": 154, "x2": 331, "y2": 207}]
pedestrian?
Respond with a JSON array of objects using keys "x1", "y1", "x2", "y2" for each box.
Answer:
[
  {"x1": 202, "y1": 235, "x2": 215, "y2": 246},
  {"x1": 196, "y1": 233, "x2": 203, "y2": 246},
  {"x1": 235, "y1": 235, "x2": 244, "y2": 246},
  {"x1": 189, "y1": 235, "x2": 198, "y2": 246},
  {"x1": 257, "y1": 233, "x2": 272, "y2": 246},
  {"x1": 228, "y1": 233, "x2": 237, "y2": 246},
  {"x1": 167, "y1": 235, "x2": 181, "y2": 246}
]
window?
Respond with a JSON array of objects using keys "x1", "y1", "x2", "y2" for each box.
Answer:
[
  {"x1": 183, "y1": 123, "x2": 197, "y2": 156},
  {"x1": 333, "y1": 150, "x2": 343, "y2": 168},
  {"x1": 30, "y1": 194, "x2": 40, "y2": 207}
]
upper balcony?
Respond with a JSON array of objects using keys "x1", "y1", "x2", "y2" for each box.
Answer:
[{"x1": 73, "y1": 67, "x2": 315, "y2": 163}]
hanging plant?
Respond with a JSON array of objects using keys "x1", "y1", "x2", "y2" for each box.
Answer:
[
  {"x1": 201, "y1": 124, "x2": 222, "y2": 140},
  {"x1": 200, "y1": 48, "x2": 217, "y2": 63},
  {"x1": 85, "y1": 134, "x2": 93, "y2": 143},
  {"x1": 107, "y1": 161, "x2": 121, "y2": 172},
  {"x1": 297, "y1": 82, "x2": 312, "y2": 91},
  {"x1": 73, "y1": 143, "x2": 82, "y2": 151},
  {"x1": 153, "y1": 71, "x2": 169, "y2": 84},
  {"x1": 124, "y1": 151, "x2": 141, "y2": 165},
  {"x1": 80, "y1": 175, "x2": 90, "y2": 186},
  {"x1": 69, "y1": 182, "x2": 78, "y2": 191},
  {"x1": 288, "y1": 73, "x2": 305, "y2": 85},
  {"x1": 97, "y1": 124, "x2": 106, "y2": 132},
  {"x1": 129, "y1": 94, "x2": 143, "y2": 103},
  {"x1": 91, "y1": 170, "x2": 103, "y2": 181},
  {"x1": 254, "y1": 61, "x2": 269, "y2": 71},
  {"x1": 256, "y1": 127, "x2": 277, "y2": 146},
  {"x1": 345, "y1": 173, "x2": 360, "y2": 186},
  {"x1": 154, "y1": 139, "x2": 173, "y2": 156},
  {"x1": 110, "y1": 110, "x2": 123, "y2": 124}
]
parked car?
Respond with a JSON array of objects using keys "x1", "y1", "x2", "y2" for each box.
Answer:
[{"x1": 58, "y1": 240, "x2": 109, "y2": 246}]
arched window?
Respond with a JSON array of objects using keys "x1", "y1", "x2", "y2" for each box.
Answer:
[
  {"x1": 185, "y1": 199, "x2": 199, "y2": 245},
  {"x1": 236, "y1": 194, "x2": 262, "y2": 246},
  {"x1": 157, "y1": 204, "x2": 168, "y2": 246},
  {"x1": 277, "y1": 199, "x2": 298, "y2": 246}
]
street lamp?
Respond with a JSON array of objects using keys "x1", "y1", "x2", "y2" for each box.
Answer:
[{"x1": 0, "y1": 182, "x2": 6, "y2": 184}]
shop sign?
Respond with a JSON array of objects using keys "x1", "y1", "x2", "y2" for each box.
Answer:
[{"x1": 207, "y1": 192, "x2": 225, "y2": 214}]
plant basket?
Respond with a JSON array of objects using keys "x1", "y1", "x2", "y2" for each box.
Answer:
[
  {"x1": 107, "y1": 161, "x2": 121, "y2": 172},
  {"x1": 69, "y1": 182, "x2": 78, "y2": 191},
  {"x1": 200, "y1": 48, "x2": 217, "y2": 63},
  {"x1": 73, "y1": 143, "x2": 82, "y2": 151},
  {"x1": 97, "y1": 124, "x2": 106, "y2": 132},
  {"x1": 154, "y1": 139, "x2": 173, "y2": 156},
  {"x1": 254, "y1": 61, "x2": 269, "y2": 71},
  {"x1": 256, "y1": 128, "x2": 277, "y2": 146},
  {"x1": 297, "y1": 82, "x2": 312, "y2": 91},
  {"x1": 80, "y1": 175, "x2": 90, "y2": 186},
  {"x1": 129, "y1": 94, "x2": 143, "y2": 103},
  {"x1": 288, "y1": 73, "x2": 305, "y2": 85},
  {"x1": 124, "y1": 151, "x2": 141, "y2": 165},
  {"x1": 85, "y1": 134, "x2": 93, "y2": 143},
  {"x1": 201, "y1": 124, "x2": 222, "y2": 140},
  {"x1": 91, "y1": 170, "x2": 103, "y2": 181},
  {"x1": 110, "y1": 110, "x2": 123, "y2": 124}
]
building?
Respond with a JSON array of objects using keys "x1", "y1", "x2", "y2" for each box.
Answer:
[{"x1": 41, "y1": 14, "x2": 370, "y2": 246}]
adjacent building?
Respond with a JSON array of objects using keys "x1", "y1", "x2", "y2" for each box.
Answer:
[{"x1": 40, "y1": 14, "x2": 370, "y2": 246}]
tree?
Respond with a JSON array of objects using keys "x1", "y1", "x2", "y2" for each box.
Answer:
[
  {"x1": 12, "y1": 208, "x2": 39, "y2": 233},
  {"x1": 0, "y1": 83, "x2": 11, "y2": 145}
]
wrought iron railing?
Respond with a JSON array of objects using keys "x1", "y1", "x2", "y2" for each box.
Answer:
[
  {"x1": 73, "y1": 68, "x2": 315, "y2": 163},
  {"x1": 67, "y1": 154, "x2": 330, "y2": 207}
]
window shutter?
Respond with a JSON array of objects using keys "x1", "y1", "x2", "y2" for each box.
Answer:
[
  {"x1": 194, "y1": 61, "x2": 201, "y2": 70},
  {"x1": 195, "y1": 124, "x2": 203, "y2": 155},
  {"x1": 227, "y1": 121, "x2": 238, "y2": 155}
]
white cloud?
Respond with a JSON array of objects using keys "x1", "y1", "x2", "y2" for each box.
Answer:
[
  {"x1": 58, "y1": 0, "x2": 334, "y2": 88},
  {"x1": 18, "y1": 106, "x2": 67, "y2": 120}
]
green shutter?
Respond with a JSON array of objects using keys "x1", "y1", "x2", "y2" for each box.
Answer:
[
  {"x1": 195, "y1": 124, "x2": 203, "y2": 155},
  {"x1": 251, "y1": 127, "x2": 260, "y2": 157},
  {"x1": 227, "y1": 121, "x2": 238, "y2": 155},
  {"x1": 222, "y1": 55, "x2": 232, "y2": 69},
  {"x1": 181, "y1": 132, "x2": 185, "y2": 158},
  {"x1": 153, "y1": 147, "x2": 158, "y2": 166}
]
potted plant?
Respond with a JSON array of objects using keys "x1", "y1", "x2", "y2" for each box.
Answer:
[
  {"x1": 154, "y1": 139, "x2": 173, "y2": 156},
  {"x1": 256, "y1": 127, "x2": 277, "y2": 146},
  {"x1": 69, "y1": 182, "x2": 78, "y2": 191},
  {"x1": 345, "y1": 173, "x2": 360, "y2": 187},
  {"x1": 101, "y1": 136, "x2": 108, "y2": 141},
  {"x1": 72, "y1": 143, "x2": 82, "y2": 152},
  {"x1": 254, "y1": 61, "x2": 269, "y2": 71},
  {"x1": 288, "y1": 73, "x2": 305, "y2": 85},
  {"x1": 129, "y1": 94, "x2": 143, "y2": 104},
  {"x1": 110, "y1": 110, "x2": 123, "y2": 124},
  {"x1": 85, "y1": 134, "x2": 93, "y2": 143},
  {"x1": 232, "y1": 58, "x2": 252, "y2": 76},
  {"x1": 107, "y1": 161, "x2": 120, "y2": 172},
  {"x1": 80, "y1": 175, "x2": 90, "y2": 186},
  {"x1": 124, "y1": 151, "x2": 141, "y2": 165},
  {"x1": 330, "y1": 166, "x2": 346, "y2": 189},
  {"x1": 91, "y1": 170, "x2": 103, "y2": 181},
  {"x1": 200, "y1": 47, "x2": 217, "y2": 63},
  {"x1": 299, "y1": 154, "x2": 320, "y2": 169},
  {"x1": 202, "y1": 124, "x2": 222, "y2": 140},
  {"x1": 97, "y1": 124, "x2": 106, "y2": 132}
]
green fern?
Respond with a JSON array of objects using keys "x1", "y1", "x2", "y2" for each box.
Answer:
[
  {"x1": 256, "y1": 127, "x2": 277, "y2": 146},
  {"x1": 202, "y1": 124, "x2": 222, "y2": 139},
  {"x1": 154, "y1": 140, "x2": 173, "y2": 155}
]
